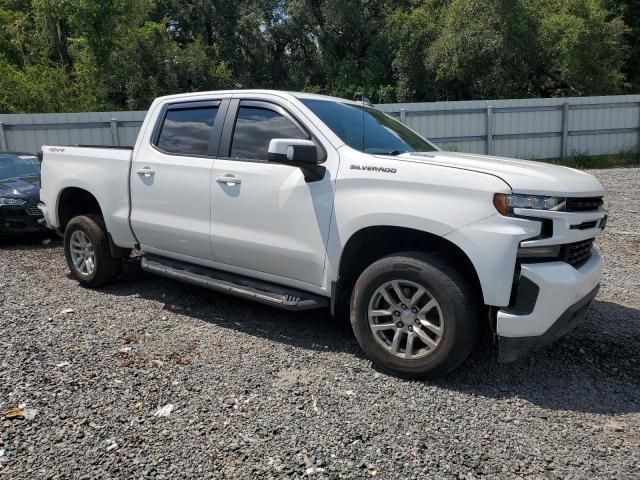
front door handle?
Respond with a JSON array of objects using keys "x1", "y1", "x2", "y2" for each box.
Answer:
[
  {"x1": 136, "y1": 167, "x2": 155, "y2": 177},
  {"x1": 216, "y1": 175, "x2": 241, "y2": 186}
]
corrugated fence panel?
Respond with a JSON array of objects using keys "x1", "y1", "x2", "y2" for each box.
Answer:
[
  {"x1": 0, "y1": 111, "x2": 146, "y2": 154},
  {"x1": 567, "y1": 102, "x2": 639, "y2": 156},
  {"x1": 118, "y1": 111, "x2": 146, "y2": 146},
  {"x1": 377, "y1": 94, "x2": 640, "y2": 159},
  {"x1": 1, "y1": 96, "x2": 639, "y2": 159}
]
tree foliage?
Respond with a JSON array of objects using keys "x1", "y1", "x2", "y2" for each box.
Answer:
[{"x1": 0, "y1": 0, "x2": 636, "y2": 113}]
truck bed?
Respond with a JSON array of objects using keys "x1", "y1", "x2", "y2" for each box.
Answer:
[{"x1": 39, "y1": 145, "x2": 137, "y2": 248}]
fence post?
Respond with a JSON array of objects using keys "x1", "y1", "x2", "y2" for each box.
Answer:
[
  {"x1": 0, "y1": 122, "x2": 7, "y2": 151},
  {"x1": 561, "y1": 102, "x2": 569, "y2": 159},
  {"x1": 486, "y1": 106, "x2": 493, "y2": 155},
  {"x1": 400, "y1": 108, "x2": 406, "y2": 124},
  {"x1": 110, "y1": 118, "x2": 120, "y2": 146},
  {"x1": 638, "y1": 103, "x2": 640, "y2": 154}
]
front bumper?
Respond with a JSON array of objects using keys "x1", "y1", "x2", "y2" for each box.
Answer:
[
  {"x1": 0, "y1": 203, "x2": 48, "y2": 234},
  {"x1": 497, "y1": 248, "x2": 602, "y2": 362}
]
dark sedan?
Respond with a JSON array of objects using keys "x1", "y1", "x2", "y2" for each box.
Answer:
[{"x1": 0, "y1": 152, "x2": 47, "y2": 235}]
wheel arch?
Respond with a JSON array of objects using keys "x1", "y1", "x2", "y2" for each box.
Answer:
[
  {"x1": 57, "y1": 186, "x2": 103, "y2": 232},
  {"x1": 333, "y1": 225, "x2": 484, "y2": 315},
  {"x1": 58, "y1": 187, "x2": 131, "y2": 258}
]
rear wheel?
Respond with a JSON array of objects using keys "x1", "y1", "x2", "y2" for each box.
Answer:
[
  {"x1": 64, "y1": 214, "x2": 121, "y2": 287},
  {"x1": 350, "y1": 252, "x2": 479, "y2": 379}
]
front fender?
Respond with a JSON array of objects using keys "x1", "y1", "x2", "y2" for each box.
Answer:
[
  {"x1": 444, "y1": 214, "x2": 540, "y2": 306},
  {"x1": 324, "y1": 152, "x2": 515, "y2": 295}
]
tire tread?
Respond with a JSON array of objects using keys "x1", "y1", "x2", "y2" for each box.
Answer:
[
  {"x1": 350, "y1": 251, "x2": 479, "y2": 379},
  {"x1": 64, "y1": 214, "x2": 121, "y2": 288}
]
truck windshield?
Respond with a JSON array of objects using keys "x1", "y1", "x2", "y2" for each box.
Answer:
[
  {"x1": 301, "y1": 99, "x2": 437, "y2": 155},
  {"x1": 0, "y1": 154, "x2": 40, "y2": 180}
]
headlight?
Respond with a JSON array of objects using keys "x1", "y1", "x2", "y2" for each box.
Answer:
[
  {"x1": 0, "y1": 197, "x2": 27, "y2": 206},
  {"x1": 494, "y1": 194, "x2": 566, "y2": 216}
]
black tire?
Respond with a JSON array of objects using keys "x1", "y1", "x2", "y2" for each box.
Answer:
[
  {"x1": 350, "y1": 252, "x2": 479, "y2": 379},
  {"x1": 64, "y1": 214, "x2": 121, "y2": 288}
]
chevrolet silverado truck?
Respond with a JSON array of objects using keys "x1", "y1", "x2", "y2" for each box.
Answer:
[{"x1": 39, "y1": 90, "x2": 606, "y2": 378}]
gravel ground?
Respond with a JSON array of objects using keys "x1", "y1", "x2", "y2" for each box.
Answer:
[{"x1": 1, "y1": 168, "x2": 639, "y2": 480}]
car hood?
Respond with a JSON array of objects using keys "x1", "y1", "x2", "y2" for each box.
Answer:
[
  {"x1": 0, "y1": 174, "x2": 41, "y2": 199},
  {"x1": 387, "y1": 151, "x2": 604, "y2": 197}
]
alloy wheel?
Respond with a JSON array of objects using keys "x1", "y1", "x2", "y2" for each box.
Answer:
[
  {"x1": 367, "y1": 279, "x2": 444, "y2": 359},
  {"x1": 69, "y1": 230, "x2": 95, "y2": 276}
]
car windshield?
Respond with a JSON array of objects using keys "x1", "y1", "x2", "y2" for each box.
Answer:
[
  {"x1": 0, "y1": 153, "x2": 40, "y2": 180},
  {"x1": 301, "y1": 99, "x2": 437, "y2": 154}
]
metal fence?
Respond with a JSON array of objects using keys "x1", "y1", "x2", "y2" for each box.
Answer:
[
  {"x1": 0, "y1": 111, "x2": 147, "y2": 154},
  {"x1": 1, "y1": 94, "x2": 639, "y2": 159},
  {"x1": 377, "y1": 94, "x2": 640, "y2": 159}
]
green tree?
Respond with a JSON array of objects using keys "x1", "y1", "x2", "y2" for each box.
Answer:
[
  {"x1": 389, "y1": 0, "x2": 629, "y2": 101},
  {"x1": 386, "y1": 2, "x2": 442, "y2": 101},
  {"x1": 103, "y1": 21, "x2": 235, "y2": 110},
  {"x1": 0, "y1": 60, "x2": 101, "y2": 112},
  {"x1": 604, "y1": 0, "x2": 639, "y2": 90},
  {"x1": 0, "y1": 5, "x2": 25, "y2": 66},
  {"x1": 0, "y1": 0, "x2": 636, "y2": 113},
  {"x1": 287, "y1": 0, "x2": 397, "y2": 102},
  {"x1": 534, "y1": 0, "x2": 628, "y2": 96}
]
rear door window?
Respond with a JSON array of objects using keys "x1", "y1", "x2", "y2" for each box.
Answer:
[{"x1": 156, "y1": 105, "x2": 218, "y2": 156}]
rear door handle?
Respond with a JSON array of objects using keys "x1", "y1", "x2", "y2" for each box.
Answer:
[
  {"x1": 216, "y1": 175, "x2": 241, "y2": 186},
  {"x1": 136, "y1": 167, "x2": 155, "y2": 177}
]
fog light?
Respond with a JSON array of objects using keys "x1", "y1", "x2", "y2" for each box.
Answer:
[{"x1": 517, "y1": 244, "x2": 561, "y2": 259}]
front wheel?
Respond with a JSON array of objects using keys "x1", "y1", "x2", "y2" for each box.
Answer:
[
  {"x1": 64, "y1": 214, "x2": 121, "y2": 288},
  {"x1": 350, "y1": 252, "x2": 479, "y2": 379}
]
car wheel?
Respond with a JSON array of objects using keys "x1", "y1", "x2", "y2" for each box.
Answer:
[
  {"x1": 64, "y1": 214, "x2": 121, "y2": 287},
  {"x1": 350, "y1": 252, "x2": 479, "y2": 379}
]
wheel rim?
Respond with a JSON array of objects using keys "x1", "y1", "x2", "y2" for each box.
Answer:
[
  {"x1": 69, "y1": 230, "x2": 95, "y2": 276},
  {"x1": 367, "y1": 279, "x2": 444, "y2": 359}
]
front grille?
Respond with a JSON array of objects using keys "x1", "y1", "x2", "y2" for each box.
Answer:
[
  {"x1": 26, "y1": 204, "x2": 42, "y2": 216},
  {"x1": 566, "y1": 197, "x2": 603, "y2": 212},
  {"x1": 561, "y1": 239, "x2": 594, "y2": 268}
]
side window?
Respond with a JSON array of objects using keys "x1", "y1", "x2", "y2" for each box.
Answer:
[
  {"x1": 230, "y1": 106, "x2": 307, "y2": 161},
  {"x1": 156, "y1": 106, "x2": 218, "y2": 156}
]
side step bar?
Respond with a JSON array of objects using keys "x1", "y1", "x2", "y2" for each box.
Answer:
[{"x1": 141, "y1": 254, "x2": 329, "y2": 311}]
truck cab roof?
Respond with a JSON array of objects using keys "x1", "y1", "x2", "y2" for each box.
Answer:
[{"x1": 153, "y1": 89, "x2": 364, "y2": 107}]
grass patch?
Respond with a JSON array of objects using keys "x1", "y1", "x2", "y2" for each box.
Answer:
[{"x1": 548, "y1": 152, "x2": 640, "y2": 169}]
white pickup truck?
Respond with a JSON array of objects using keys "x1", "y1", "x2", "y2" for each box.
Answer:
[{"x1": 39, "y1": 90, "x2": 607, "y2": 378}]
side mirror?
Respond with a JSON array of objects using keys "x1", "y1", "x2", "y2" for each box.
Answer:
[{"x1": 268, "y1": 139, "x2": 319, "y2": 166}]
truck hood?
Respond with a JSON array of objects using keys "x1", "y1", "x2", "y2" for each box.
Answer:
[
  {"x1": 389, "y1": 151, "x2": 604, "y2": 197},
  {"x1": 0, "y1": 174, "x2": 41, "y2": 200}
]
